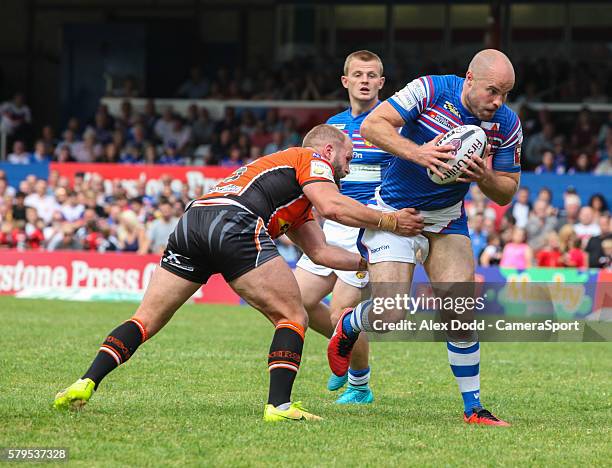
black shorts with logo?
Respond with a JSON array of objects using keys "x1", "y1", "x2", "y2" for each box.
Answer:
[{"x1": 160, "y1": 204, "x2": 280, "y2": 284}]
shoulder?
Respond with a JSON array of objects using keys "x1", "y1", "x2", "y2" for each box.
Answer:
[
  {"x1": 496, "y1": 105, "x2": 522, "y2": 143},
  {"x1": 326, "y1": 109, "x2": 349, "y2": 125}
]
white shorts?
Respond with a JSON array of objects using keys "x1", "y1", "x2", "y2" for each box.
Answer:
[
  {"x1": 357, "y1": 193, "x2": 430, "y2": 264},
  {"x1": 296, "y1": 220, "x2": 369, "y2": 288}
]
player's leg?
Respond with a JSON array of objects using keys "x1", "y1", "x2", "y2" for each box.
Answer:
[
  {"x1": 54, "y1": 266, "x2": 201, "y2": 410},
  {"x1": 230, "y1": 256, "x2": 320, "y2": 421},
  {"x1": 328, "y1": 260, "x2": 417, "y2": 377},
  {"x1": 328, "y1": 279, "x2": 374, "y2": 403},
  {"x1": 293, "y1": 266, "x2": 336, "y2": 338},
  {"x1": 424, "y1": 232, "x2": 509, "y2": 426},
  {"x1": 328, "y1": 228, "x2": 425, "y2": 376}
]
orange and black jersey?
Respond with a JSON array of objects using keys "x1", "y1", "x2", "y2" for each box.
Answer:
[{"x1": 194, "y1": 147, "x2": 336, "y2": 238}]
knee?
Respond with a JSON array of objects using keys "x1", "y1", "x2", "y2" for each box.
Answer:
[{"x1": 270, "y1": 306, "x2": 309, "y2": 331}]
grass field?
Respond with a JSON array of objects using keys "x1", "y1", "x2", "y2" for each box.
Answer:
[{"x1": 1, "y1": 297, "x2": 611, "y2": 467}]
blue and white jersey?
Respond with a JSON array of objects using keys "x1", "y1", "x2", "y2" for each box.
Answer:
[
  {"x1": 381, "y1": 74, "x2": 522, "y2": 210},
  {"x1": 328, "y1": 104, "x2": 394, "y2": 204}
]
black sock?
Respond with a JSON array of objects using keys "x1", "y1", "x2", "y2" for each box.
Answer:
[
  {"x1": 267, "y1": 321, "x2": 304, "y2": 407},
  {"x1": 83, "y1": 318, "x2": 147, "y2": 389}
]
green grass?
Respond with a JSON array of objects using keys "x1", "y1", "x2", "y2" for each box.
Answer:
[{"x1": 1, "y1": 297, "x2": 610, "y2": 467}]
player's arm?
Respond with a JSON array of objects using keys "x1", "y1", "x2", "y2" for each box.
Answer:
[
  {"x1": 477, "y1": 170, "x2": 519, "y2": 206},
  {"x1": 302, "y1": 182, "x2": 424, "y2": 236},
  {"x1": 360, "y1": 96, "x2": 455, "y2": 178},
  {"x1": 286, "y1": 220, "x2": 365, "y2": 272},
  {"x1": 458, "y1": 117, "x2": 523, "y2": 206}
]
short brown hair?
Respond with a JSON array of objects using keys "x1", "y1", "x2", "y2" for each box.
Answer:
[
  {"x1": 343, "y1": 50, "x2": 383, "y2": 76},
  {"x1": 302, "y1": 124, "x2": 349, "y2": 150}
]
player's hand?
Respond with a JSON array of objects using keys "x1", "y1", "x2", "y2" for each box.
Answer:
[
  {"x1": 394, "y1": 208, "x2": 424, "y2": 236},
  {"x1": 456, "y1": 145, "x2": 491, "y2": 184},
  {"x1": 410, "y1": 133, "x2": 456, "y2": 178}
]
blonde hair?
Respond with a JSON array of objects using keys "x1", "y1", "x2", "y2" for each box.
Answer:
[
  {"x1": 558, "y1": 224, "x2": 576, "y2": 253},
  {"x1": 343, "y1": 50, "x2": 383, "y2": 76}
]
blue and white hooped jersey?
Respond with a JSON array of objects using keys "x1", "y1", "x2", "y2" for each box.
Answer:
[
  {"x1": 382, "y1": 74, "x2": 522, "y2": 210},
  {"x1": 328, "y1": 104, "x2": 394, "y2": 204}
]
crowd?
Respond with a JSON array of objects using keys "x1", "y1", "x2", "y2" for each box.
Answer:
[
  {"x1": 0, "y1": 169, "x2": 189, "y2": 255},
  {"x1": 467, "y1": 185, "x2": 612, "y2": 270},
  {"x1": 0, "y1": 165, "x2": 610, "y2": 270},
  {"x1": 0, "y1": 56, "x2": 610, "y2": 267}
]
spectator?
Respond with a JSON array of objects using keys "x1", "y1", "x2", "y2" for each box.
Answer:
[
  {"x1": 158, "y1": 142, "x2": 185, "y2": 165},
  {"x1": 567, "y1": 152, "x2": 592, "y2": 174},
  {"x1": 101, "y1": 142, "x2": 119, "y2": 163},
  {"x1": 54, "y1": 144, "x2": 76, "y2": 163},
  {"x1": 220, "y1": 145, "x2": 243, "y2": 167},
  {"x1": 500, "y1": 227, "x2": 532, "y2": 269},
  {"x1": 535, "y1": 232, "x2": 563, "y2": 267},
  {"x1": 142, "y1": 144, "x2": 158, "y2": 165},
  {"x1": 7, "y1": 140, "x2": 31, "y2": 164},
  {"x1": 24, "y1": 180, "x2": 59, "y2": 224},
  {"x1": 119, "y1": 142, "x2": 142, "y2": 164},
  {"x1": 176, "y1": 66, "x2": 210, "y2": 99},
  {"x1": 164, "y1": 116, "x2": 192, "y2": 155},
  {"x1": 117, "y1": 210, "x2": 145, "y2": 253},
  {"x1": 11, "y1": 192, "x2": 27, "y2": 221},
  {"x1": 53, "y1": 224, "x2": 83, "y2": 251},
  {"x1": 588, "y1": 194, "x2": 609, "y2": 220},
  {"x1": 141, "y1": 99, "x2": 159, "y2": 139},
  {"x1": 600, "y1": 239, "x2": 612, "y2": 270},
  {"x1": 526, "y1": 199, "x2": 558, "y2": 251},
  {"x1": 31, "y1": 140, "x2": 52, "y2": 162},
  {"x1": 263, "y1": 130, "x2": 285, "y2": 155},
  {"x1": 60, "y1": 190, "x2": 85, "y2": 223},
  {"x1": 524, "y1": 122, "x2": 555, "y2": 169},
  {"x1": 571, "y1": 108, "x2": 597, "y2": 155},
  {"x1": 574, "y1": 206, "x2": 601, "y2": 247},
  {"x1": 192, "y1": 107, "x2": 215, "y2": 146},
  {"x1": 535, "y1": 150, "x2": 565, "y2": 174},
  {"x1": 139, "y1": 200, "x2": 178, "y2": 254},
  {"x1": 556, "y1": 193, "x2": 581, "y2": 230},
  {"x1": 468, "y1": 213, "x2": 488, "y2": 262},
  {"x1": 585, "y1": 214, "x2": 612, "y2": 268},
  {"x1": 558, "y1": 224, "x2": 587, "y2": 268},
  {"x1": 73, "y1": 129, "x2": 102, "y2": 163},
  {"x1": 39, "y1": 125, "x2": 58, "y2": 154},
  {"x1": 507, "y1": 187, "x2": 531, "y2": 229},
  {"x1": 0, "y1": 92, "x2": 31, "y2": 138},
  {"x1": 154, "y1": 107, "x2": 175, "y2": 144}
]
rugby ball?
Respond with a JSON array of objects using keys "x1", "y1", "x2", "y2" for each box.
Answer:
[{"x1": 427, "y1": 125, "x2": 487, "y2": 185}]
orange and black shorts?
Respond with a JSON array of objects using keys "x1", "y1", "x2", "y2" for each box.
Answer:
[{"x1": 160, "y1": 203, "x2": 279, "y2": 284}]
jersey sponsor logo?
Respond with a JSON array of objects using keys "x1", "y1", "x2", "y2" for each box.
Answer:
[
  {"x1": 222, "y1": 166, "x2": 247, "y2": 183},
  {"x1": 278, "y1": 217, "x2": 291, "y2": 234},
  {"x1": 209, "y1": 184, "x2": 242, "y2": 194},
  {"x1": 330, "y1": 123, "x2": 346, "y2": 130},
  {"x1": 371, "y1": 244, "x2": 390, "y2": 253},
  {"x1": 480, "y1": 121, "x2": 500, "y2": 132},
  {"x1": 514, "y1": 144, "x2": 522, "y2": 166},
  {"x1": 425, "y1": 110, "x2": 455, "y2": 130},
  {"x1": 310, "y1": 160, "x2": 334, "y2": 181},
  {"x1": 444, "y1": 101, "x2": 461, "y2": 118},
  {"x1": 407, "y1": 79, "x2": 426, "y2": 102},
  {"x1": 162, "y1": 251, "x2": 195, "y2": 272}
]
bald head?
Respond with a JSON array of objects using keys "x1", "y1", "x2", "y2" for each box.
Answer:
[
  {"x1": 468, "y1": 49, "x2": 515, "y2": 86},
  {"x1": 302, "y1": 124, "x2": 351, "y2": 151},
  {"x1": 462, "y1": 49, "x2": 516, "y2": 120}
]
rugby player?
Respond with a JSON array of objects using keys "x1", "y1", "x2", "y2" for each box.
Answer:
[
  {"x1": 295, "y1": 50, "x2": 392, "y2": 404},
  {"x1": 53, "y1": 124, "x2": 424, "y2": 422},
  {"x1": 328, "y1": 49, "x2": 522, "y2": 426}
]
